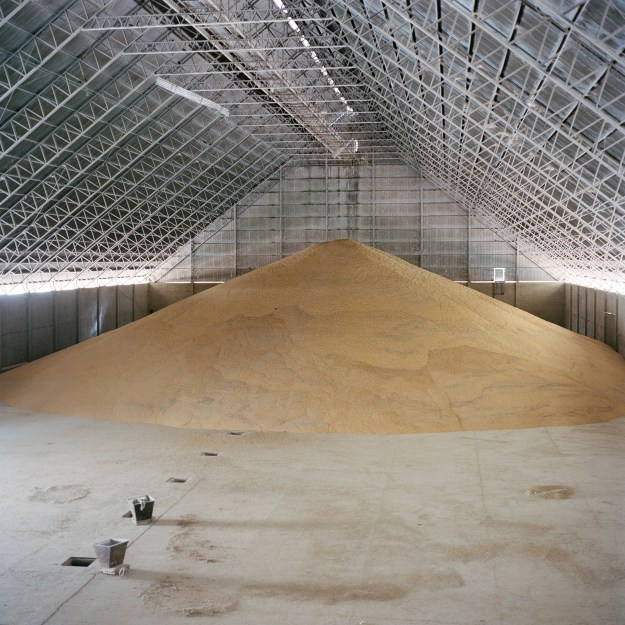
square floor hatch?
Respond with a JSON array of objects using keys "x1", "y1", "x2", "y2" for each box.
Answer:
[{"x1": 62, "y1": 557, "x2": 96, "y2": 567}]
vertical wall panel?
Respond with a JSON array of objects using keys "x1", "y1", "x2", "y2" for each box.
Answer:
[
  {"x1": 98, "y1": 287, "x2": 117, "y2": 334},
  {"x1": 0, "y1": 284, "x2": 153, "y2": 369},
  {"x1": 78, "y1": 288, "x2": 98, "y2": 342},
  {"x1": 193, "y1": 223, "x2": 236, "y2": 282},
  {"x1": 578, "y1": 287, "x2": 587, "y2": 335},
  {"x1": 117, "y1": 285, "x2": 134, "y2": 327},
  {"x1": 594, "y1": 289, "x2": 605, "y2": 343},
  {"x1": 564, "y1": 283, "x2": 571, "y2": 330},
  {"x1": 1, "y1": 296, "x2": 28, "y2": 368},
  {"x1": 586, "y1": 289, "x2": 596, "y2": 338},
  {"x1": 516, "y1": 283, "x2": 565, "y2": 326},
  {"x1": 571, "y1": 285, "x2": 579, "y2": 333},
  {"x1": 29, "y1": 292, "x2": 54, "y2": 361},
  {"x1": 618, "y1": 295, "x2": 624, "y2": 358},
  {"x1": 133, "y1": 284, "x2": 149, "y2": 321},
  {"x1": 55, "y1": 290, "x2": 78, "y2": 350},
  {"x1": 605, "y1": 292, "x2": 618, "y2": 351},
  {"x1": 510, "y1": 282, "x2": 618, "y2": 354},
  {"x1": 422, "y1": 198, "x2": 467, "y2": 280}
]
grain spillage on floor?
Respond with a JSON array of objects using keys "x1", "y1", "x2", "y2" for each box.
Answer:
[{"x1": 1, "y1": 239, "x2": 624, "y2": 433}]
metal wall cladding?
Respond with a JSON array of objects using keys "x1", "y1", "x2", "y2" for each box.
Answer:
[
  {"x1": 28, "y1": 293, "x2": 54, "y2": 361},
  {"x1": 0, "y1": 284, "x2": 149, "y2": 370},
  {"x1": 55, "y1": 290, "x2": 79, "y2": 351},
  {"x1": 238, "y1": 216, "x2": 280, "y2": 231},
  {"x1": 159, "y1": 162, "x2": 557, "y2": 284},
  {"x1": 566, "y1": 284, "x2": 625, "y2": 357},
  {"x1": 1, "y1": 295, "x2": 29, "y2": 367}
]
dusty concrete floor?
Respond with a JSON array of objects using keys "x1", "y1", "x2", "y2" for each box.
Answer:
[{"x1": 1, "y1": 405, "x2": 624, "y2": 625}]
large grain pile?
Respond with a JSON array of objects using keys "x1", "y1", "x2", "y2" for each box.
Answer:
[{"x1": 1, "y1": 240, "x2": 624, "y2": 433}]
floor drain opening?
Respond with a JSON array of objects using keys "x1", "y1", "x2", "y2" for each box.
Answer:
[
  {"x1": 201, "y1": 452, "x2": 219, "y2": 456},
  {"x1": 62, "y1": 557, "x2": 96, "y2": 567},
  {"x1": 122, "y1": 511, "x2": 133, "y2": 518},
  {"x1": 167, "y1": 477, "x2": 188, "y2": 483},
  {"x1": 229, "y1": 431, "x2": 244, "y2": 436}
]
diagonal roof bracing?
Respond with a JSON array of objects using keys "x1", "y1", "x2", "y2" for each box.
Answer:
[{"x1": 0, "y1": 0, "x2": 623, "y2": 294}]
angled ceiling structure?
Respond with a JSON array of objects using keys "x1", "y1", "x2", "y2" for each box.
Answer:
[{"x1": 0, "y1": 0, "x2": 624, "y2": 294}]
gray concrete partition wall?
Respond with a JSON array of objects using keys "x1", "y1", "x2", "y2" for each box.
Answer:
[
  {"x1": 0, "y1": 284, "x2": 149, "y2": 372},
  {"x1": 565, "y1": 284, "x2": 624, "y2": 358}
]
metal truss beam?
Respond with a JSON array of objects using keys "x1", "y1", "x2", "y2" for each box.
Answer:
[
  {"x1": 0, "y1": 0, "x2": 133, "y2": 109},
  {"x1": 52, "y1": 143, "x2": 292, "y2": 290},
  {"x1": 0, "y1": 0, "x2": 30, "y2": 28},
  {"x1": 83, "y1": 11, "x2": 334, "y2": 31},
  {"x1": 326, "y1": 0, "x2": 616, "y2": 286},
  {"x1": 1, "y1": 90, "x2": 181, "y2": 266},
  {"x1": 0, "y1": 0, "x2": 623, "y2": 293}
]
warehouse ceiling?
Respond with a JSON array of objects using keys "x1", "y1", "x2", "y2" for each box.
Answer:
[{"x1": 0, "y1": 0, "x2": 624, "y2": 294}]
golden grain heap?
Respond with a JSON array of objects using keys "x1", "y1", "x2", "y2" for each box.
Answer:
[{"x1": 1, "y1": 240, "x2": 624, "y2": 433}]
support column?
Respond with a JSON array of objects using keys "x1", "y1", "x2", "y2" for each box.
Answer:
[
  {"x1": 325, "y1": 158, "x2": 329, "y2": 241},
  {"x1": 467, "y1": 206, "x2": 471, "y2": 285},
  {"x1": 26, "y1": 294, "x2": 32, "y2": 362},
  {"x1": 616, "y1": 297, "x2": 620, "y2": 353},
  {"x1": 96, "y1": 288, "x2": 101, "y2": 336},
  {"x1": 234, "y1": 205, "x2": 238, "y2": 278},
  {"x1": 52, "y1": 290, "x2": 58, "y2": 352},
  {"x1": 419, "y1": 177, "x2": 424, "y2": 268},
  {"x1": 372, "y1": 156, "x2": 376, "y2": 247},
  {"x1": 190, "y1": 240, "x2": 195, "y2": 295},
  {"x1": 279, "y1": 166, "x2": 283, "y2": 259},
  {"x1": 115, "y1": 286, "x2": 120, "y2": 329},
  {"x1": 514, "y1": 238, "x2": 520, "y2": 307},
  {"x1": 75, "y1": 289, "x2": 80, "y2": 344}
]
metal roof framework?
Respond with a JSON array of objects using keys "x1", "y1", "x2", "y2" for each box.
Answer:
[{"x1": 0, "y1": 0, "x2": 623, "y2": 294}]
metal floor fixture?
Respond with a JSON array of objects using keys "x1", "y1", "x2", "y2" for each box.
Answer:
[{"x1": 0, "y1": 0, "x2": 624, "y2": 294}]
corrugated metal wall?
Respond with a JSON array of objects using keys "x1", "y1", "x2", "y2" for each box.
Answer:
[
  {"x1": 565, "y1": 284, "x2": 624, "y2": 358},
  {"x1": 0, "y1": 285, "x2": 149, "y2": 372},
  {"x1": 160, "y1": 162, "x2": 555, "y2": 284}
]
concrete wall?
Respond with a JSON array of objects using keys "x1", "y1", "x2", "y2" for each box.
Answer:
[
  {"x1": 565, "y1": 284, "x2": 624, "y2": 358},
  {"x1": 0, "y1": 284, "x2": 149, "y2": 372}
]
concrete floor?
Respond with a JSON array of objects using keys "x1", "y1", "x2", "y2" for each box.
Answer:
[{"x1": 1, "y1": 405, "x2": 623, "y2": 625}]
